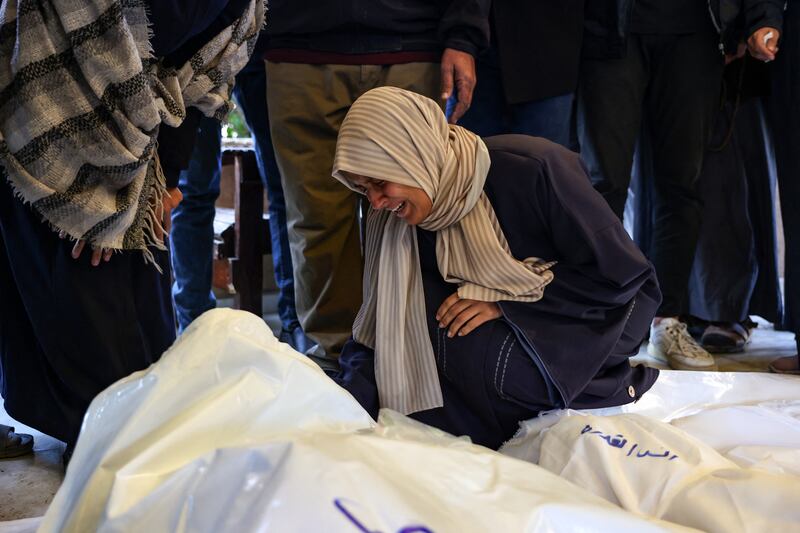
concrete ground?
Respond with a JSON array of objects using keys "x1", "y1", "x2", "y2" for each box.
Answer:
[{"x1": 1, "y1": 314, "x2": 796, "y2": 524}]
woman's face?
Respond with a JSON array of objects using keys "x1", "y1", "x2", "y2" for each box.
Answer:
[{"x1": 345, "y1": 172, "x2": 433, "y2": 226}]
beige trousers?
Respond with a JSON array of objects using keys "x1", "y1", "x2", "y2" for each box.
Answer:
[{"x1": 266, "y1": 61, "x2": 441, "y2": 357}]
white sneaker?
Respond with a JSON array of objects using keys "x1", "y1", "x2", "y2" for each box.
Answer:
[{"x1": 647, "y1": 318, "x2": 717, "y2": 371}]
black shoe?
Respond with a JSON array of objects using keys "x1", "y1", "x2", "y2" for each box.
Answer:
[{"x1": 278, "y1": 325, "x2": 315, "y2": 355}]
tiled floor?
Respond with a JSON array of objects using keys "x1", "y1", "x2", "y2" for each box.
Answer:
[{"x1": 1, "y1": 314, "x2": 796, "y2": 524}]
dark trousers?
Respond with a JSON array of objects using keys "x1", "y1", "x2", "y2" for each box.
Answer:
[
  {"x1": 336, "y1": 315, "x2": 655, "y2": 451},
  {"x1": 336, "y1": 320, "x2": 551, "y2": 450},
  {"x1": 0, "y1": 177, "x2": 175, "y2": 445},
  {"x1": 578, "y1": 30, "x2": 723, "y2": 316},
  {"x1": 768, "y1": 2, "x2": 800, "y2": 353},
  {"x1": 633, "y1": 96, "x2": 783, "y2": 325}
]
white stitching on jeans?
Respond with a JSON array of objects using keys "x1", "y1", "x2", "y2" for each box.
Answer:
[
  {"x1": 443, "y1": 328, "x2": 448, "y2": 374},
  {"x1": 625, "y1": 297, "x2": 636, "y2": 322},
  {"x1": 499, "y1": 339, "x2": 516, "y2": 399},
  {"x1": 495, "y1": 332, "x2": 512, "y2": 393},
  {"x1": 436, "y1": 324, "x2": 442, "y2": 367}
]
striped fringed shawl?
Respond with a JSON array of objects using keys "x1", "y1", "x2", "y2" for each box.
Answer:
[
  {"x1": 333, "y1": 87, "x2": 556, "y2": 415},
  {"x1": 0, "y1": 0, "x2": 264, "y2": 262}
]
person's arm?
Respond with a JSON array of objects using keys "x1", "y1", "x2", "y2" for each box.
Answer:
[
  {"x1": 530, "y1": 145, "x2": 657, "y2": 310},
  {"x1": 146, "y1": 0, "x2": 247, "y2": 59},
  {"x1": 744, "y1": 0, "x2": 785, "y2": 61},
  {"x1": 156, "y1": 108, "x2": 205, "y2": 189},
  {"x1": 503, "y1": 143, "x2": 653, "y2": 318},
  {"x1": 437, "y1": 0, "x2": 490, "y2": 124}
]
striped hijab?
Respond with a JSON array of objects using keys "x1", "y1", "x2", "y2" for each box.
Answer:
[{"x1": 333, "y1": 87, "x2": 555, "y2": 415}]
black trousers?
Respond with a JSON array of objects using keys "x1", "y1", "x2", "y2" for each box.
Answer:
[
  {"x1": 0, "y1": 177, "x2": 175, "y2": 445},
  {"x1": 578, "y1": 29, "x2": 724, "y2": 316},
  {"x1": 768, "y1": 2, "x2": 800, "y2": 354}
]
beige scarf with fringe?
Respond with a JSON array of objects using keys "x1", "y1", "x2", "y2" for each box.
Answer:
[{"x1": 0, "y1": 0, "x2": 264, "y2": 262}]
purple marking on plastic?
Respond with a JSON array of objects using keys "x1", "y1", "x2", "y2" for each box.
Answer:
[
  {"x1": 333, "y1": 498, "x2": 434, "y2": 533},
  {"x1": 334, "y1": 498, "x2": 377, "y2": 533}
]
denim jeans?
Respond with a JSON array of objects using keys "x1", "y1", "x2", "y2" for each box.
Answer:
[
  {"x1": 170, "y1": 68, "x2": 300, "y2": 333},
  {"x1": 170, "y1": 116, "x2": 222, "y2": 332},
  {"x1": 454, "y1": 48, "x2": 574, "y2": 148}
]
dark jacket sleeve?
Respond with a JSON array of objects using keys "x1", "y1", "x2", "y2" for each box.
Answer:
[
  {"x1": 146, "y1": 0, "x2": 232, "y2": 58},
  {"x1": 156, "y1": 108, "x2": 204, "y2": 189},
  {"x1": 531, "y1": 143, "x2": 658, "y2": 309},
  {"x1": 743, "y1": 0, "x2": 785, "y2": 36},
  {"x1": 437, "y1": 0, "x2": 491, "y2": 56},
  {"x1": 149, "y1": 0, "x2": 251, "y2": 187},
  {"x1": 484, "y1": 136, "x2": 660, "y2": 406}
]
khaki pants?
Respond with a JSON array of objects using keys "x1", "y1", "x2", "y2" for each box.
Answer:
[{"x1": 266, "y1": 62, "x2": 440, "y2": 357}]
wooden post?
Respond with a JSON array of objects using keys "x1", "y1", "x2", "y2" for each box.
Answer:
[{"x1": 230, "y1": 150, "x2": 264, "y2": 316}]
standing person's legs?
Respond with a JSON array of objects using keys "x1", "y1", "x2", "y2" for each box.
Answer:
[
  {"x1": 0, "y1": 217, "x2": 48, "y2": 454},
  {"x1": 768, "y1": 3, "x2": 800, "y2": 371},
  {"x1": 169, "y1": 117, "x2": 222, "y2": 332},
  {"x1": 0, "y1": 176, "x2": 175, "y2": 448},
  {"x1": 645, "y1": 30, "x2": 724, "y2": 319},
  {"x1": 266, "y1": 63, "x2": 367, "y2": 358},
  {"x1": 233, "y1": 66, "x2": 311, "y2": 352},
  {"x1": 510, "y1": 93, "x2": 574, "y2": 148},
  {"x1": 577, "y1": 37, "x2": 648, "y2": 218},
  {"x1": 267, "y1": 62, "x2": 440, "y2": 358},
  {"x1": 643, "y1": 30, "x2": 723, "y2": 371}
]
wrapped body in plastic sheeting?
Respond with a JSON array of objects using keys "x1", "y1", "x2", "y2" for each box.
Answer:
[
  {"x1": 41, "y1": 309, "x2": 689, "y2": 533},
  {"x1": 502, "y1": 371, "x2": 800, "y2": 532}
]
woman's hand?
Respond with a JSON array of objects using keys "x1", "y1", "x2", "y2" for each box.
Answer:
[
  {"x1": 436, "y1": 292, "x2": 501, "y2": 338},
  {"x1": 67, "y1": 237, "x2": 113, "y2": 266},
  {"x1": 65, "y1": 186, "x2": 183, "y2": 266}
]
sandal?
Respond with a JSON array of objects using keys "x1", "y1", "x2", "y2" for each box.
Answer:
[
  {"x1": 768, "y1": 355, "x2": 800, "y2": 375},
  {"x1": 701, "y1": 321, "x2": 753, "y2": 353},
  {"x1": 0, "y1": 423, "x2": 34, "y2": 459}
]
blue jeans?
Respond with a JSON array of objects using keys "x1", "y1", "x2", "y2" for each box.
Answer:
[
  {"x1": 454, "y1": 49, "x2": 574, "y2": 148},
  {"x1": 170, "y1": 116, "x2": 222, "y2": 332},
  {"x1": 170, "y1": 68, "x2": 299, "y2": 333}
]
